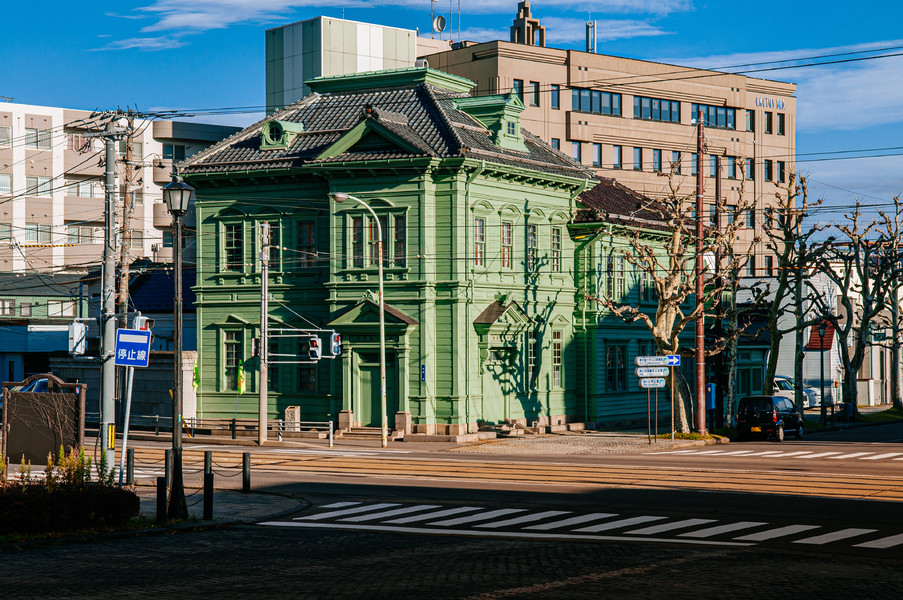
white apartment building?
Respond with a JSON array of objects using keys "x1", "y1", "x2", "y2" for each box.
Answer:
[{"x1": 0, "y1": 104, "x2": 239, "y2": 273}]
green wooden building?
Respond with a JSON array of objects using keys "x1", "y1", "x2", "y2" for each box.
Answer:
[{"x1": 182, "y1": 66, "x2": 675, "y2": 437}]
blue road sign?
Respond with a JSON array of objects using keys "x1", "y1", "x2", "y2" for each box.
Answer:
[
  {"x1": 666, "y1": 355, "x2": 681, "y2": 366},
  {"x1": 115, "y1": 329, "x2": 152, "y2": 368}
]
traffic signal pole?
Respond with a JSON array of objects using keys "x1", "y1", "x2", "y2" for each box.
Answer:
[
  {"x1": 695, "y1": 110, "x2": 707, "y2": 435},
  {"x1": 259, "y1": 223, "x2": 269, "y2": 446}
]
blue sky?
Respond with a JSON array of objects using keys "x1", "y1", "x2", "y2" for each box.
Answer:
[{"x1": 3, "y1": 1, "x2": 903, "y2": 214}]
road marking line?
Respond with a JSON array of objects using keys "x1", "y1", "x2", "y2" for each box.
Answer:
[
  {"x1": 384, "y1": 506, "x2": 484, "y2": 524},
  {"x1": 793, "y1": 528, "x2": 877, "y2": 545},
  {"x1": 523, "y1": 513, "x2": 618, "y2": 531},
  {"x1": 430, "y1": 508, "x2": 528, "y2": 527},
  {"x1": 765, "y1": 451, "x2": 814, "y2": 458},
  {"x1": 827, "y1": 453, "x2": 874, "y2": 460},
  {"x1": 475, "y1": 511, "x2": 571, "y2": 529},
  {"x1": 340, "y1": 505, "x2": 442, "y2": 523},
  {"x1": 734, "y1": 524, "x2": 821, "y2": 541},
  {"x1": 693, "y1": 450, "x2": 728, "y2": 455},
  {"x1": 711, "y1": 451, "x2": 757, "y2": 456},
  {"x1": 295, "y1": 503, "x2": 400, "y2": 521},
  {"x1": 735, "y1": 451, "x2": 784, "y2": 457},
  {"x1": 574, "y1": 516, "x2": 667, "y2": 533},
  {"x1": 861, "y1": 453, "x2": 903, "y2": 460},
  {"x1": 321, "y1": 502, "x2": 361, "y2": 509},
  {"x1": 855, "y1": 533, "x2": 903, "y2": 549},
  {"x1": 625, "y1": 518, "x2": 716, "y2": 535},
  {"x1": 793, "y1": 452, "x2": 844, "y2": 459},
  {"x1": 646, "y1": 450, "x2": 698, "y2": 455},
  {"x1": 258, "y1": 521, "x2": 755, "y2": 547},
  {"x1": 679, "y1": 521, "x2": 768, "y2": 538}
]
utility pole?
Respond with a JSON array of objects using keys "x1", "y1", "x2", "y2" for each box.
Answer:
[
  {"x1": 713, "y1": 155, "x2": 724, "y2": 428},
  {"x1": 892, "y1": 262, "x2": 901, "y2": 409},
  {"x1": 118, "y1": 112, "x2": 136, "y2": 328},
  {"x1": 258, "y1": 222, "x2": 270, "y2": 445},
  {"x1": 100, "y1": 119, "x2": 119, "y2": 470},
  {"x1": 695, "y1": 110, "x2": 706, "y2": 434}
]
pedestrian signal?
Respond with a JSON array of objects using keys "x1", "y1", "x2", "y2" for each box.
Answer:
[{"x1": 308, "y1": 336, "x2": 322, "y2": 360}]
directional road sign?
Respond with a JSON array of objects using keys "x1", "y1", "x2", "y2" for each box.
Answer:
[
  {"x1": 639, "y1": 377, "x2": 667, "y2": 389},
  {"x1": 635, "y1": 355, "x2": 681, "y2": 367},
  {"x1": 636, "y1": 366, "x2": 669, "y2": 378},
  {"x1": 114, "y1": 328, "x2": 152, "y2": 368}
]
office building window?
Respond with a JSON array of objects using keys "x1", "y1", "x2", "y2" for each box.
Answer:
[
  {"x1": 671, "y1": 151, "x2": 681, "y2": 175},
  {"x1": 727, "y1": 156, "x2": 737, "y2": 179},
  {"x1": 777, "y1": 161, "x2": 786, "y2": 184},
  {"x1": 572, "y1": 142, "x2": 581, "y2": 162},
  {"x1": 298, "y1": 221, "x2": 316, "y2": 269},
  {"x1": 501, "y1": 221, "x2": 513, "y2": 269},
  {"x1": 709, "y1": 204, "x2": 718, "y2": 227},
  {"x1": 691, "y1": 104, "x2": 736, "y2": 130},
  {"x1": 551, "y1": 138, "x2": 560, "y2": 150},
  {"x1": 529, "y1": 81, "x2": 540, "y2": 106},
  {"x1": 606, "y1": 344, "x2": 627, "y2": 392},
  {"x1": 0, "y1": 299, "x2": 14, "y2": 316},
  {"x1": 745, "y1": 158, "x2": 755, "y2": 180},
  {"x1": 163, "y1": 144, "x2": 186, "y2": 161},
  {"x1": 571, "y1": 87, "x2": 621, "y2": 116},
  {"x1": 764, "y1": 159, "x2": 774, "y2": 181},
  {"x1": 48, "y1": 300, "x2": 76, "y2": 318},
  {"x1": 653, "y1": 149, "x2": 662, "y2": 173},
  {"x1": 552, "y1": 331, "x2": 562, "y2": 387},
  {"x1": 224, "y1": 223, "x2": 243, "y2": 271},
  {"x1": 764, "y1": 255, "x2": 774, "y2": 276},
  {"x1": 550, "y1": 84, "x2": 560, "y2": 109},
  {"x1": 474, "y1": 217, "x2": 485, "y2": 267},
  {"x1": 777, "y1": 113, "x2": 786, "y2": 135},
  {"x1": 633, "y1": 147, "x2": 643, "y2": 171},
  {"x1": 551, "y1": 227, "x2": 561, "y2": 272},
  {"x1": 526, "y1": 224, "x2": 538, "y2": 271},
  {"x1": 25, "y1": 128, "x2": 52, "y2": 149},
  {"x1": 0, "y1": 126, "x2": 10, "y2": 145},
  {"x1": 746, "y1": 255, "x2": 756, "y2": 277},
  {"x1": 746, "y1": 110, "x2": 755, "y2": 132},
  {"x1": 0, "y1": 174, "x2": 10, "y2": 194},
  {"x1": 633, "y1": 96, "x2": 681, "y2": 123},
  {"x1": 764, "y1": 111, "x2": 773, "y2": 134},
  {"x1": 746, "y1": 208, "x2": 755, "y2": 229},
  {"x1": 26, "y1": 176, "x2": 52, "y2": 196},
  {"x1": 691, "y1": 153, "x2": 698, "y2": 175},
  {"x1": 512, "y1": 79, "x2": 524, "y2": 103},
  {"x1": 592, "y1": 143, "x2": 602, "y2": 167},
  {"x1": 709, "y1": 155, "x2": 718, "y2": 177},
  {"x1": 613, "y1": 145, "x2": 622, "y2": 169}
]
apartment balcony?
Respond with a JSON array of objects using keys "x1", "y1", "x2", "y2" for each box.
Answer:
[
  {"x1": 152, "y1": 245, "x2": 174, "y2": 263},
  {"x1": 64, "y1": 195, "x2": 104, "y2": 219},
  {"x1": 64, "y1": 149, "x2": 104, "y2": 177},
  {"x1": 65, "y1": 243, "x2": 104, "y2": 268},
  {"x1": 153, "y1": 202, "x2": 173, "y2": 228},
  {"x1": 152, "y1": 159, "x2": 174, "y2": 185}
]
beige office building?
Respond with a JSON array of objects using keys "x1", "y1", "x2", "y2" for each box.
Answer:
[
  {"x1": 424, "y1": 2, "x2": 796, "y2": 272},
  {"x1": 0, "y1": 104, "x2": 238, "y2": 273}
]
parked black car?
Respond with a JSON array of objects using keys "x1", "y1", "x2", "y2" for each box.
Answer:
[{"x1": 736, "y1": 395, "x2": 804, "y2": 442}]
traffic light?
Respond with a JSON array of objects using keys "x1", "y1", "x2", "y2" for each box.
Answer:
[
  {"x1": 308, "y1": 336, "x2": 322, "y2": 360},
  {"x1": 330, "y1": 332, "x2": 342, "y2": 356},
  {"x1": 133, "y1": 315, "x2": 154, "y2": 330}
]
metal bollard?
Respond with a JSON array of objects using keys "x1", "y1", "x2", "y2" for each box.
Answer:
[
  {"x1": 126, "y1": 448, "x2": 135, "y2": 486},
  {"x1": 156, "y1": 477, "x2": 167, "y2": 523},
  {"x1": 329, "y1": 420, "x2": 334, "y2": 448},
  {"x1": 203, "y1": 472, "x2": 214, "y2": 520},
  {"x1": 154, "y1": 415, "x2": 159, "y2": 436},
  {"x1": 164, "y1": 449, "x2": 172, "y2": 493},
  {"x1": 278, "y1": 419, "x2": 283, "y2": 442},
  {"x1": 204, "y1": 450, "x2": 212, "y2": 475},
  {"x1": 242, "y1": 452, "x2": 251, "y2": 494},
  {"x1": 231, "y1": 418, "x2": 237, "y2": 440}
]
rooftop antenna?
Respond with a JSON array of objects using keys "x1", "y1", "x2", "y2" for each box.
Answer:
[{"x1": 586, "y1": 13, "x2": 597, "y2": 53}]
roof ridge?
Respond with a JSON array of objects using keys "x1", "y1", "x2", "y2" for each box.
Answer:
[{"x1": 417, "y1": 84, "x2": 465, "y2": 156}]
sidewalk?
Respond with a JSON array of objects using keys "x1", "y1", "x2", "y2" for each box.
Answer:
[{"x1": 134, "y1": 485, "x2": 305, "y2": 525}]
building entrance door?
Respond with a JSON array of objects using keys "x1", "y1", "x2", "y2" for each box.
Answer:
[{"x1": 357, "y1": 352, "x2": 397, "y2": 427}]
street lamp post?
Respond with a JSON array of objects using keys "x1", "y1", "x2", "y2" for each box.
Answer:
[
  {"x1": 818, "y1": 321, "x2": 827, "y2": 426},
  {"x1": 162, "y1": 171, "x2": 194, "y2": 519},
  {"x1": 331, "y1": 192, "x2": 388, "y2": 448}
]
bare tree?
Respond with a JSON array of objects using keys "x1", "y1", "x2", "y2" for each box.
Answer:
[
  {"x1": 809, "y1": 196, "x2": 903, "y2": 418},
  {"x1": 587, "y1": 171, "x2": 757, "y2": 433}
]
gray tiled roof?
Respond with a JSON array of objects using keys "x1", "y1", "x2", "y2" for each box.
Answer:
[{"x1": 182, "y1": 82, "x2": 593, "y2": 180}]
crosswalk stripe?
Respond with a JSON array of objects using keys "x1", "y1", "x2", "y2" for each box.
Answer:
[
  {"x1": 793, "y1": 528, "x2": 877, "y2": 545},
  {"x1": 647, "y1": 450, "x2": 697, "y2": 455},
  {"x1": 693, "y1": 450, "x2": 728, "y2": 455},
  {"x1": 574, "y1": 515, "x2": 667, "y2": 533},
  {"x1": 827, "y1": 453, "x2": 874, "y2": 460},
  {"x1": 626, "y1": 518, "x2": 716, "y2": 535},
  {"x1": 679, "y1": 521, "x2": 768, "y2": 538},
  {"x1": 430, "y1": 508, "x2": 528, "y2": 527},
  {"x1": 855, "y1": 533, "x2": 903, "y2": 549},
  {"x1": 713, "y1": 451, "x2": 756, "y2": 456},
  {"x1": 737, "y1": 451, "x2": 785, "y2": 457},
  {"x1": 296, "y1": 503, "x2": 400, "y2": 521},
  {"x1": 321, "y1": 502, "x2": 361, "y2": 509},
  {"x1": 793, "y1": 452, "x2": 844, "y2": 459},
  {"x1": 384, "y1": 506, "x2": 483, "y2": 524},
  {"x1": 734, "y1": 524, "x2": 821, "y2": 541},
  {"x1": 340, "y1": 505, "x2": 441, "y2": 523},
  {"x1": 768, "y1": 451, "x2": 814, "y2": 458},
  {"x1": 523, "y1": 512, "x2": 618, "y2": 531},
  {"x1": 475, "y1": 510, "x2": 571, "y2": 529},
  {"x1": 861, "y1": 453, "x2": 903, "y2": 460}
]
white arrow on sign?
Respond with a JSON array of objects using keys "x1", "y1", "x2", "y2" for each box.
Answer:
[
  {"x1": 636, "y1": 367, "x2": 669, "y2": 378},
  {"x1": 639, "y1": 377, "x2": 667, "y2": 389},
  {"x1": 666, "y1": 355, "x2": 681, "y2": 366}
]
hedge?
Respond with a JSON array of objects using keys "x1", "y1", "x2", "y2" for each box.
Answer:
[{"x1": 0, "y1": 485, "x2": 140, "y2": 535}]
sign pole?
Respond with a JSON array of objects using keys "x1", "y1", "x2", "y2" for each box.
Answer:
[
  {"x1": 647, "y1": 388, "x2": 651, "y2": 444},
  {"x1": 118, "y1": 366, "x2": 135, "y2": 487},
  {"x1": 671, "y1": 366, "x2": 675, "y2": 440}
]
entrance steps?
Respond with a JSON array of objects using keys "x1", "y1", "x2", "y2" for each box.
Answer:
[{"x1": 337, "y1": 427, "x2": 405, "y2": 441}]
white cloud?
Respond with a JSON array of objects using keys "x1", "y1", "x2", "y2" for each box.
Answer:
[
  {"x1": 93, "y1": 36, "x2": 190, "y2": 51},
  {"x1": 542, "y1": 17, "x2": 671, "y2": 44}
]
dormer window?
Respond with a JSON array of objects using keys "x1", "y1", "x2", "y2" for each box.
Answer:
[
  {"x1": 260, "y1": 119, "x2": 305, "y2": 151},
  {"x1": 507, "y1": 122, "x2": 516, "y2": 136}
]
